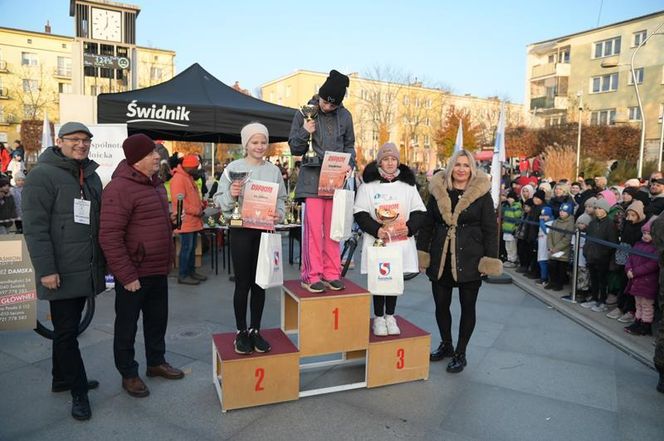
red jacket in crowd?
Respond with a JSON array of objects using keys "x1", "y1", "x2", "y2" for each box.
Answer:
[
  {"x1": 99, "y1": 160, "x2": 174, "y2": 285},
  {"x1": 169, "y1": 164, "x2": 203, "y2": 233}
]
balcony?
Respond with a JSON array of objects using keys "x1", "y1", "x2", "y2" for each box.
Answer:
[
  {"x1": 0, "y1": 60, "x2": 7, "y2": 72},
  {"x1": 531, "y1": 62, "x2": 570, "y2": 79},
  {"x1": 530, "y1": 96, "x2": 568, "y2": 112},
  {"x1": 53, "y1": 68, "x2": 72, "y2": 79},
  {"x1": 0, "y1": 87, "x2": 8, "y2": 99}
]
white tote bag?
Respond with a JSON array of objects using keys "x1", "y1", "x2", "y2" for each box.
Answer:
[
  {"x1": 330, "y1": 188, "x2": 354, "y2": 242},
  {"x1": 367, "y1": 246, "x2": 404, "y2": 296},
  {"x1": 255, "y1": 232, "x2": 284, "y2": 289}
]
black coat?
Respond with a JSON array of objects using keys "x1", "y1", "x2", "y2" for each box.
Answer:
[
  {"x1": 417, "y1": 169, "x2": 500, "y2": 283},
  {"x1": 583, "y1": 215, "x2": 618, "y2": 265}
]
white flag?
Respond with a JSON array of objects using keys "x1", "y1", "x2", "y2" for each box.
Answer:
[
  {"x1": 453, "y1": 119, "x2": 463, "y2": 152},
  {"x1": 41, "y1": 112, "x2": 53, "y2": 154},
  {"x1": 490, "y1": 103, "x2": 506, "y2": 209}
]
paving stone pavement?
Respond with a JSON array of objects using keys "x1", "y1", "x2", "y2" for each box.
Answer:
[{"x1": 1, "y1": 241, "x2": 663, "y2": 441}]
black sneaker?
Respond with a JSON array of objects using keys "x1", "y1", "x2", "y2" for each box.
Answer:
[
  {"x1": 322, "y1": 279, "x2": 344, "y2": 291},
  {"x1": 71, "y1": 394, "x2": 91, "y2": 421},
  {"x1": 301, "y1": 281, "x2": 325, "y2": 293},
  {"x1": 430, "y1": 341, "x2": 454, "y2": 362},
  {"x1": 250, "y1": 329, "x2": 271, "y2": 353},
  {"x1": 234, "y1": 330, "x2": 253, "y2": 355}
]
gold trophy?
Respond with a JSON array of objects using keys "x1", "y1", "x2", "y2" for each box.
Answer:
[
  {"x1": 295, "y1": 203, "x2": 302, "y2": 225},
  {"x1": 285, "y1": 198, "x2": 295, "y2": 224},
  {"x1": 228, "y1": 170, "x2": 251, "y2": 227},
  {"x1": 374, "y1": 208, "x2": 400, "y2": 247},
  {"x1": 300, "y1": 104, "x2": 320, "y2": 167}
]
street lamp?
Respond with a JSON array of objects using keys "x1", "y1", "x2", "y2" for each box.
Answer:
[
  {"x1": 601, "y1": 22, "x2": 664, "y2": 178},
  {"x1": 575, "y1": 91, "x2": 583, "y2": 178}
]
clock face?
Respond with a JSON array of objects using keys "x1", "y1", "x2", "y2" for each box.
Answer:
[{"x1": 91, "y1": 8, "x2": 122, "y2": 42}]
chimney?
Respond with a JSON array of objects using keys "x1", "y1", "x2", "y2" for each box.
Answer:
[{"x1": 45, "y1": 20, "x2": 51, "y2": 33}]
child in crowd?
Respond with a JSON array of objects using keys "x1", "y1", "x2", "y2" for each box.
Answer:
[
  {"x1": 546, "y1": 202, "x2": 575, "y2": 290},
  {"x1": 0, "y1": 176, "x2": 16, "y2": 234},
  {"x1": 536, "y1": 206, "x2": 553, "y2": 286},
  {"x1": 623, "y1": 216, "x2": 659, "y2": 336},
  {"x1": 524, "y1": 190, "x2": 547, "y2": 280},
  {"x1": 607, "y1": 200, "x2": 645, "y2": 323},
  {"x1": 561, "y1": 213, "x2": 593, "y2": 302},
  {"x1": 582, "y1": 199, "x2": 618, "y2": 312},
  {"x1": 10, "y1": 171, "x2": 24, "y2": 233},
  {"x1": 515, "y1": 199, "x2": 534, "y2": 273},
  {"x1": 353, "y1": 143, "x2": 427, "y2": 336},
  {"x1": 217, "y1": 122, "x2": 287, "y2": 354},
  {"x1": 8, "y1": 153, "x2": 25, "y2": 186},
  {"x1": 502, "y1": 190, "x2": 522, "y2": 268}
]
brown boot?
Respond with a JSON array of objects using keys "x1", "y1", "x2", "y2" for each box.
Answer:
[
  {"x1": 122, "y1": 376, "x2": 150, "y2": 398},
  {"x1": 146, "y1": 363, "x2": 185, "y2": 380}
]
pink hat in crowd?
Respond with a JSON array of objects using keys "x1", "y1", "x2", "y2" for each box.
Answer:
[{"x1": 598, "y1": 189, "x2": 617, "y2": 207}]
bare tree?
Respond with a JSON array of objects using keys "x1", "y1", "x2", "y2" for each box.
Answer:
[{"x1": 7, "y1": 65, "x2": 56, "y2": 121}]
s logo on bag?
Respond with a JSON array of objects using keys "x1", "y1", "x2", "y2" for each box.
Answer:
[
  {"x1": 378, "y1": 262, "x2": 391, "y2": 279},
  {"x1": 273, "y1": 251, "x2": 280, "y2": 268}
]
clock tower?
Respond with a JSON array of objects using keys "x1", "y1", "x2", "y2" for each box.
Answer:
[{"x1": 69, "y1": 0, "x2": 140, "y2": 95}]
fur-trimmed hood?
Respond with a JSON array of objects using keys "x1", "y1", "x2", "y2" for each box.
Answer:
[
  {"x1": 361, "y1": 162, "x2": 416, "y2": 186},
  {"x1": 428, "y1": 168, "x2": 491, "y2": 226}
]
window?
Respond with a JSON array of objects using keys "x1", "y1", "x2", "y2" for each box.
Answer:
[
  {"x1": 423, "y1": 135, "x2": 430, "y2": 147},
  {"x1": 558, "y1": 47, "x2": 570, "y2": 63},
  {"x1": 591, "y1": 73, "x2": 618, "y2": 93},
  {"x1": 403, "y1": 96, "x2": 409, "y2": 105},
  {"x1": 286, "y1": 85, "x2": 291, "y2": 98},
  {"x1": 633, "y1": 30, "x2": 647, "y2": 47},
  {"x1": 425, "y1": 98, "x2": 432, "y2": 108},
  {"x1": 58, "y1": 82, "x2": 72, "y2": 94},
  {"x1": 628, "y1": 106, "x2": 641, "y2": 121},
  {"x1": 590, "y1": 109, "x2": 616, "y2": 125},
  {"x1": 23, "y1": 79, "x2": 38, "y2": 93},
  {"x1": 360, "y1": 89, "x2": 368, "y2": 100},
  {"x1": 57, "y1": 57, "x2": 72, "y2": 77},
  {"x1": 424, "y1": 117, "x2": 431, "y2": 126},
  {"x1": 548, "y1": 54, "x2": 555, "y2": 63},
  {"x1": 415, "y1": 98, "x2": 421, "y2": 108},
  {"x1": 628, "y1": 67, "x2": 644, "y2": 85},
  {"x1": 23, "y1": 104, "x2": 37, "y2": 119},
  {"x1": 150, "y1": 66, "x2": 162, "y2": 80},
  {"x1": 593, "y1": 36, "x2": 621, "y2": 58},
  {"x1": 21, "y1": 52, "x2": 38, "y2": 66}
]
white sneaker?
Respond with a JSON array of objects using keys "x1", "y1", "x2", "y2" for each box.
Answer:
[
  {"x1": 503, "y1": 261, "x2": 517, "y2": 268},
  {"x1": 385, "y1": 315, "x2": 401, "y2": 335},
  {"x1": 617, "y1": 311, "x2": 635, "y2": 323},
  {"x1": 373, "y1": 316, "x2": 388, "y2": 336},
  {"x1": 580, "y1": 300, "x2": 596, "y2": 309},
  {"x1": 606, "y1": 308, "x2": 622, "y2": 319},
  {"x1": 606, "y1": 294, "x2": 618, "y2": 306},
  {"x1": 591, "y1": 302, "x2": 608, "y2": 312}
]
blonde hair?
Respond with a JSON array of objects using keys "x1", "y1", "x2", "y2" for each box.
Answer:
[{"x1": 444, "y1": 149, "x2": 478, "y2": 190}]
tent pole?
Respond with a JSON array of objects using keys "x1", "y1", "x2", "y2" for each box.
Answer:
[{"x1": 211, "y1": 143, "x2": 216, "y2": 183}]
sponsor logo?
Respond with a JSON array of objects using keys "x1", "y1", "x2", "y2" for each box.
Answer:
[
  {"x1": 378, "y1": 262, "x2": 391, "y2": 276},
  {"x1": 125, "y1": 100, "x2": 191, "y2": 127},
  {"x1": 273, "y1": 251, "x2": 280, "y2": 267}
]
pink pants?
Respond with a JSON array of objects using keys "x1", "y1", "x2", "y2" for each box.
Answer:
[
  {"x1": 634, "y1": 296, "x2": 655, "y2": 323},
  {"x1": 301, "y1": 197, "x2": 341, "y2": 283}
]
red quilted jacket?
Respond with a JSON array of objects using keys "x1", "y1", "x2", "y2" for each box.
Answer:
[{"x1": 100, "y1": 160, "x2": 174, "y2": 285}]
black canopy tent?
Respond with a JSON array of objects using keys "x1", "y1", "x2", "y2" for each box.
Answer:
[{"x1": 97, "y1": 63, "x2": 297, "y2": 144}]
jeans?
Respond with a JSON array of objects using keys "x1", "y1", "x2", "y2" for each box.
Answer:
[{"x1": 178, "y1": 232, "x2": 197, "y2": 278}]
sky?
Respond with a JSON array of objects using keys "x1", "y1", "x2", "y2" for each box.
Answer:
[{"x1": 1, "y1": 0, "x2": 662, "y2": 104}]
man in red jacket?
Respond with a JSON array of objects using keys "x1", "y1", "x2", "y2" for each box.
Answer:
[{"x1": 99, "y1": 134, "x2": 184, "y2": 399}]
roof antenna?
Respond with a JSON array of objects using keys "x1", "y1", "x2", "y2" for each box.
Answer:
[{"x1": 596, "y1": 0, "x2": 603, "y2": 27}]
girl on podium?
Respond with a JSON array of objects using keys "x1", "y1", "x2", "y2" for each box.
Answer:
[
  {"x1": 216, "y1": 123, "x2": 287, "y2": 355},
  {"x1": 354, "y1": 143, "x2": 427, "y2": 336},
  {"x1": 288, "y1": 70, "x2": 355, "y2": 293},
  {"x1": 417, "y1": 150, "x2": 502, "y2": 373}
]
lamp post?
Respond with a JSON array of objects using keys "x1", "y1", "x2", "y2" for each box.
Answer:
[
  {"x1": 575, "y1": 91, "x2": 583, "y2": 178},
  {"x1": 601, "y1": 22, "x2": 664, "y2": 178}
]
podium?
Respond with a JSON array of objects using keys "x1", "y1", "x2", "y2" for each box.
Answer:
[{"x1": 212, "y1": 279, "x2": 430, "y2": 411}]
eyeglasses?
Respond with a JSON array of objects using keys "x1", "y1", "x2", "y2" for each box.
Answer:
[{"x1": 61, "y1": 137, "x2": 92, "y2": 145}]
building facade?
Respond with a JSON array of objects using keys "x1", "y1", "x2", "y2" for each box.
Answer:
[
  {"x1": 261, "y1": 70, "x2": 525, "y2": 169},
  {"x1": 0, "y1": 0, "x2": 175, "y2": 147},
  {"x1": 525, "y1": 10, "x2": 664, "y2": 160}
]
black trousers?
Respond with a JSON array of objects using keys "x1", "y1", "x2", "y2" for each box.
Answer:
[
  {"x1": 373, "y1": 295, "x2": 397, "y2": 316},
  {"x1": 230, "y1": 228, "x2": 265, "y2": 331},
  {"x1": 588, "y1": 262, "x2": 609, "y2": 303},
  {"x1": 114, "y1": 275, "x2": 168, "y2": 379},
  {"x1": 517, "y1": 238, "x2": 530, "y2": 269},
  {"x1": 50, "y1": 297, "x2": 89, "y2": 396},
  {"x1": 431, "y1": 279, "x2": 482, "y2": 355},
  {"x1": 548, "y1": 259, "x2": 568, "y2": 289}
]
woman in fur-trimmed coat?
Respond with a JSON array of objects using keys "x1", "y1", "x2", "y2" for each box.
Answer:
[{"x1": 417, "y1": 149, "x2": 502, "y2": 373}]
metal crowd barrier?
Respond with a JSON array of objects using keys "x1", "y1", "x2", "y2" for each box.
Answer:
[{"x1": 512, "y1": 218, "x2": 659, "y2": 303}]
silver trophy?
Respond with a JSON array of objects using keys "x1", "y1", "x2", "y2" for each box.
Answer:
[
  {"x1": 228, "y1": 170, "x2": 251, "y2": 227},
  {"x1": 300, "y1": 104, "x2": 321, "y2": 167}
]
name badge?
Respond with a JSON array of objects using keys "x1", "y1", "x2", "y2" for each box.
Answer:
[{"x1": 74, "y1": 199, "x2": 91, "y2": 225}]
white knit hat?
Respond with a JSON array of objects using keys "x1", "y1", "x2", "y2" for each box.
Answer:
[{"x1": 240, "y1": 122, "x2": 269, "y2": 149}]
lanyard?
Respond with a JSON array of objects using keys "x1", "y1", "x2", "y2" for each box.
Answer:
[{"x1": 79, "y1": 166, "x2": 86, "y2": 200}]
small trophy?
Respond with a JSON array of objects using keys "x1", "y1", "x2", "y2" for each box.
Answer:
[
  {"x1": 374, "y1": 208, "x2": 400, "y2": 247},
  {"x1": 285, "y1": 198, "x2": 295, "y2": 224},
  {"x1": 300, "y1": 104, "x2": 321, "y2": 167},
  {"x1": 228, "y1": 170, "x2": 251, "y2": 227},
  {"x1": 295, "y1": 204, "x2": 302, "y2": 225},
  {"x1": 207, "y1": 215, "x2": 216, "y2": 227}
]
